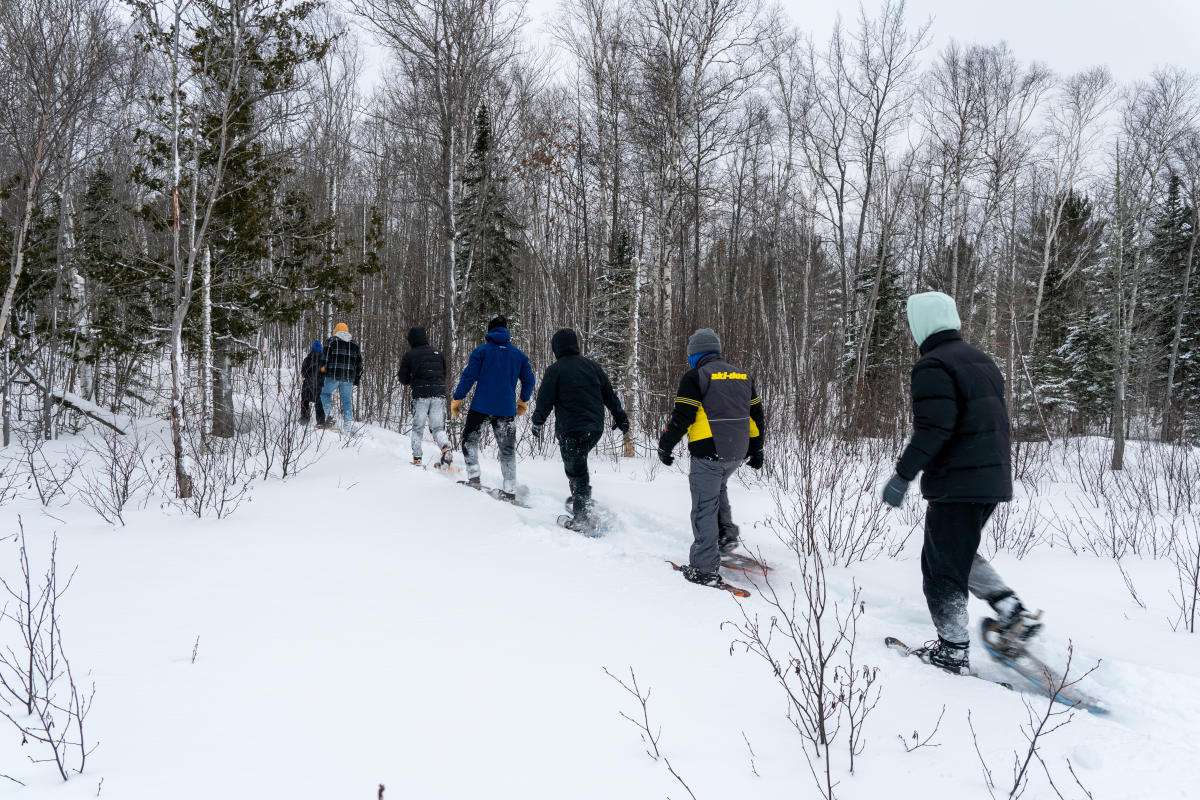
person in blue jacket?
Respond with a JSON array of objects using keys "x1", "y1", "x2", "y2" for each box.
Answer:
[{"x1": 451, "y1": 316, "x2": 535, "y2": 500}]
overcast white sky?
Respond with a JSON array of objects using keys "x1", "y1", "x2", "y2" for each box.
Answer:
[{"x1": 520, "y1": 0, "x2": 1200, "y2": 83}]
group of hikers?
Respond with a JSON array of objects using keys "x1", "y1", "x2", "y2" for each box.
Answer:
[{"x1": 300, "y1": 292, "x2": 1043, "y2": 676}]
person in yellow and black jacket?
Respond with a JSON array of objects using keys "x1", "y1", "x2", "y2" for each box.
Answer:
[{"x1": 658, "y1": 328, "x2": 765, "y2": 587}]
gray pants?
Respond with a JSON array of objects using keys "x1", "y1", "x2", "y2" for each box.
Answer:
[
  {"x1": 689, "y1": 458, "x2": 742, "y2": 573},
  {"x1": 411, "y1": 396, "x2": 451, "y2": 461},
  {"x1": 462, "y1": 410, "x2": 517, "y2": 493}
]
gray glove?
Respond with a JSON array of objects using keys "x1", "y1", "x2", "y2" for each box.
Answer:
[{"x1": 881, "y1": 473, "x2": 909, "y2": 508}]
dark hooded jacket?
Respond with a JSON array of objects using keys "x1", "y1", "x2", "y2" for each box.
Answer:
[
  {"x1": 397, "y1": 327, "x2": 447, "y2": 399},
  {"x1": 895, "y1": 329, "x2": 1013, "y2": 503},
  {"x1": 300, "y1": 349, "x2": 323, "y2": 398},
  {"x1": 531, "y1": 329, "x2": 628, "y2": 435}
]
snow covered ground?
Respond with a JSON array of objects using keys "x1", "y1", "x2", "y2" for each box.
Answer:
[{"x1": 1, "y1": 422, "x2": 1198, "y2": 798}]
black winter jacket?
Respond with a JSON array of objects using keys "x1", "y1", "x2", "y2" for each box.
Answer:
[
  {"x1": 896, "y1": 330, "x2": 1013, "y2": 503},
  {"x1": 398, "y1": 327, "x2": 447, "y2": 399},
  {"x1": 659, "y1": 353, "x2": 765, "y2": 461},
  {"x1": 300, "y1": 351, "x2": 323, "y2": 397},
  {"x1": 322, "y1": 334, "x2": 363, "y2": 384},
  {"x1": 531, "y1": 329, "x2": 628, "y2": 435}
]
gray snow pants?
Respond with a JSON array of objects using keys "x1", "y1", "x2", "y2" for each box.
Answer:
[
  {"x1": 462, "y1": 409, "x2": 517, "y2": 493},
  {"x1": 689, "y1": 458, "x2": 743, "y2": 574},
  {"x1": 922, "y1": 502, "x2": 1016, "y2": 645},
  {"x1": 411, "y1": 396, "x2": 451, "y2": 461}
]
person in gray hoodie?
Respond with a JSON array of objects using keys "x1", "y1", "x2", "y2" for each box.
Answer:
[{"x1": 882, "y1": 292, "x2": 1041, "y2": 675}]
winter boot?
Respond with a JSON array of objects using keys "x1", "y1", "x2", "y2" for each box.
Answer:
[
  {"x1": 412, "y1": 457, "x2": 423, "y2": 467},
  {"x1": 991, "y1": 595, "x2": 1043, "y2": 649},
  {"x1": 718, "y1": 524, "x2": 741, "y2": 554},
  {"x1": 679, "y1": 565, "x2": 723, "y2": 587},
  {"x1": 464, "y1": 476, "x2": 481, "y2": 489},
  {"x1": 911, "y1": 637, "x2": 971, "y2": 675},
  {"x1": 439, "y1": 444, "x2": 454, "y2": 466},
  {"x1": 497, "y1": 490, "x2": 518, "y2": 504}
]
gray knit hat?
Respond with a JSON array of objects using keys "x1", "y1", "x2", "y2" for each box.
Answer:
[{"x1": 687, "y1": 328, "x2": 722, "y2": 357}]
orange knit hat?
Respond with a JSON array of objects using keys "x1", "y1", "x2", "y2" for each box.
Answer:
[{"x1": 333, "y1": 322, "x2": 349, "y2": 335}]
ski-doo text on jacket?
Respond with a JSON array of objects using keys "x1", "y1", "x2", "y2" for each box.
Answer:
[
  {"x1": 452, "y1": 326, "x2": 535, "y2": 417},
  {"x1": 660, "y1": 353, "x2": 764, "y2": 461},
  {"x1": 398, "y1": 326, "x2": 447, "y2": 399},
  {"x1": 531, "y1": 329, "x2": 628, "y2": 435}
]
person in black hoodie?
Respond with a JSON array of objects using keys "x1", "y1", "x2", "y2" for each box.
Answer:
[
  {"x1": 398, "y1": 326, "x2": 451, "y2": 466},
  {"x1": 531, "y1": 329, "x2": 629, "y2": 527},
  {"x1": 299, "y1": 340, "x2": 326, "y2": 427},
  {"x1": 882, "y1": 291, "x2": 1040, "y2": 676}
]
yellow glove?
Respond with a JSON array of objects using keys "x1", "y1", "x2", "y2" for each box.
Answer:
[
  {"x1": 450, "y1": 398, "x2": 463, "y2": 419},
  {"x1": 516, "y1": 399, "x2": 529, "y2": 417}
]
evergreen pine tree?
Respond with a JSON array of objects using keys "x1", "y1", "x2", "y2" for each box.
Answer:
[{"x1": 457, "y1": 103, "x2": 521, "y2": 334}]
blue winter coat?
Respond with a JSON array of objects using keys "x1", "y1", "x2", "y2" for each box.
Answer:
[{"x1": 452, "y1": 327, "x2": 536, "y2": 417}]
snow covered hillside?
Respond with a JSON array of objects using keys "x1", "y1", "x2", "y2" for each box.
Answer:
[{"x1": 1, "y1": 423, "x2": 1198, "y2": 798}]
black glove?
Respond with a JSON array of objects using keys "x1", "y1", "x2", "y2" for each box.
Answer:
[
  {"x1": 657, "y1": 447, "x2": 674, "y2": 466},
  {"x1": 530, "y1": 423, "x2": 543, "y2": 441},
  {"x1": 881, "y1": 473, "x2": 910, "y2": 508},
  {"x1": 615, "y1": 419, "x2": 631, "y2": 435},
  {"x1": 747, "y1": 450, "x2": 763, "y2": 470}
]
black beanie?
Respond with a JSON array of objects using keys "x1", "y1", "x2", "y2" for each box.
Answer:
[{"x1": 488, "y1": 315, "x2": 508, "y2": 331}]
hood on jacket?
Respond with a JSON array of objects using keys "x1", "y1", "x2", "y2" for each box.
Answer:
[
  {"x1": 333, "y1": 330, "x2": 353, "y2": 343},
  {"x1": 311, "y1": 340, "x2": 322, "y2": 352},
  {"x1": 906, "y1": 291, "x2": 961, "y2": 347},
  {"x1": 485, "y1": 327, "x2": 511, "y2": 346},
  {"x1": 551, "y1": 328, "x2": 581, "y2": 359},
  {"x1": 407, "y1": 326, "x2": 428, "y2": 348}
]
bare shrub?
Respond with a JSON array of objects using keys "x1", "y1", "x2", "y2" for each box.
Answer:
[
  {"x1": 968, "y1": 645, "x2": 1097, "y2": 800},
  {"x1": 243, "y1": 375, "x2": 329, "y2": 480},
  {"x1": 983, "y1": 503, "x2": 1045, "y2": 560},
  {"x1": 0, "y1": 520, "x2": 97, "y2": 781},
  {"x1": 725, "y1": 533, "x2": 880, "y2": 799},
  {"x1": 77, "y1": 429, "x2": 155, "y2": 526},
  {"x1": 601, "y1": 666, "x2": 698, "y2": 798},
  {"x1": 0, "y1": 455, "x2": 20, "y2": 506},
  {"x1": 1170, "y1": 516, "x2": 1200, "y2": 633},
  {"x1": 898, "y1": 705, "x2": 945, "y2": 753},
  {"x1": 767, "y1": 438, "x2": 898, "y2": 565},
  {"x1": 14, "y1": 433, "x2": 81, "y2": 507},
  {"x1": 171, "y1": 424, "x2": 255, "y2": 519}
]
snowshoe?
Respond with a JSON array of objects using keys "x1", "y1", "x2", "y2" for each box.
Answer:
[
  {"x1": 907, "y1": 637, "x2": 971, "y2": 676},
  {"x1": 667, "y1": 561, "x2": 750, "y2": 598},
  {"x1": 991, "y1": 599, "x2": 1043, "y2": 649}
]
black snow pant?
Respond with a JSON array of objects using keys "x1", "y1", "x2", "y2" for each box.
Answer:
[
  {"x1": 559, "y1": 430, "x2": 603, "y2": 519},
  {"x1": 300, "y1": 387, "x2": 326, "y2": 426},
  {"x1": 921, "y1": 502, "x2": 1015, "y2": 645},
  {"x1": 462, "y1": 409, "x2": 517, "y2": 493}
]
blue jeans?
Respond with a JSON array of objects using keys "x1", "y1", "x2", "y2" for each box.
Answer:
[{"x1": 320, "y1": 378, "x2": 354, "y2": 428}]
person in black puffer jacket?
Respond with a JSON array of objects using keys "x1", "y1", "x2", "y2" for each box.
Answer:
[
  {"x1": 398, "y1": 326, "x2": 451, "y2": 465},
  {"x1": 882, "y1": 292, "x2": 1040, "y2": 676},
  {"x1": 319, "y1": 322, "x2": 363, "y2": 430},
  {"x1": 531, "y1": 328, "x2": 629, "y2": 527},
  {"x1": 299, "y1": 340, "x2": 327, "y2": 427}
]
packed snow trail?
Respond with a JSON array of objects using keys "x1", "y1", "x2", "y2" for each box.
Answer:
[{"x1": 2, "y1": 422, "x2": 1199, "y2": 798}]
